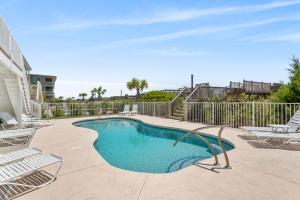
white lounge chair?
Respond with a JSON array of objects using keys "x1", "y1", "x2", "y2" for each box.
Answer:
[
  {"x1": 246, "y1": 130, "x2": 300, "y2": 149},
  {"x1": 119, "y1": 105, "x2": 130, "y2": 115},
  {"x1": 0, "y1": 128, "x2": 37, "y2": 147},
  {"x1": 0, "y1": 154, "x2": 63, "y2": 199},
  {"x1": 0, "y1": 112, "x2": 50, "y2": 129},
  {"x1": 241, "y1": 109, "x2": 300, "y2": 133},
  {"x1": 130, "y1": 104, "x2": 138, "y2": 115},
  {"x1": 22, "y1": 114, "x2": 52, "y2": 127},
  {"x1": 0, "y1": 147, "x2": 42, "y2": 166},
  {"x1": 0, "y1": 112, "x2": 18, "y2": 129},
  {"x1": 240, "y1": 126, "x2": 272, "y2": 132},
  {"x1": 269, "y1": 109, "x2": 300, "y2": 133}
]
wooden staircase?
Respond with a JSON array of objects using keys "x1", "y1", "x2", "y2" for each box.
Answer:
[
  {"x1": 170, "y1": 87, "x2": 192, "y2": 121},
  {"x1": 170, "y1": 103, "x2": 184, "y2": 121}
]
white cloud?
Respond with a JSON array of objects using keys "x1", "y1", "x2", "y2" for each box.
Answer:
[
  {"x1": 103, "y1": 15, "x2": 300, "y2": 46},
  {"x1": 237, "y1": 26, "x2": 300, "y2": 42},
  {"x1": 131, "y1": 48, "x2": 207, "y2": 56},
  {"x1": 44, "y1": 0, "x2": 300, "y2": 30},
  {"x1": 254, "y1": 32, "x2": 300, "y2": 42}
]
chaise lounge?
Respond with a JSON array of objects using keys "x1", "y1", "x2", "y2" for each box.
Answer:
[
  {"x1": 0, "y1": 153, "x2": 63, "y2": 199},
  {"x1": 0, "y1": 128, "x2": 37, "y2": 147}
]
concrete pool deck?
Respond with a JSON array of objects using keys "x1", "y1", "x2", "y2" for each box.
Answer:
[{"x1": 18, "y1": 115, "x2": 300, "y2": 200}]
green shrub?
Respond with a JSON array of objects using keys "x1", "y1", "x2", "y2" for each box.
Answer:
[
  {"x1": 52, "y1": 105, "x2": 65, "y2": 117},
  {"x1": 142, "y1": 91, "x2": 176, "y2": 102}
]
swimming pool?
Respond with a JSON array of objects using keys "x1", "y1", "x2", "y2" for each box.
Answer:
[{"x1": 75, "y1": 118, "x2": 234, "y2": 173}]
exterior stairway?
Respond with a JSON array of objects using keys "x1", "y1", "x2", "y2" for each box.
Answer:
[
  {"x1": 4, "y1": 78, "x2": 20, "y2": 115},
  {"x1": 170, "y1": 103, "x2": 184, "y2": 121},
  {"x1": 0, "y1": 17, "x2": 33, "y2": 117}
]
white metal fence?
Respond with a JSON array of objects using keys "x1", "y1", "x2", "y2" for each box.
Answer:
[
  {"x1": 42, "y1": 102, "x2": 170, "y2": 119},
  {"x1": 42, "y1": 101, "x2": 300, "y2": 128},
  {"x1": 185, "y1": 102, "x2": 300, "y2": 127}
]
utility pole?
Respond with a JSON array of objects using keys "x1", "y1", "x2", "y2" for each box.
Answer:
[{"x1": 191, "y1": 74, "x2": 194, "y2": 90}]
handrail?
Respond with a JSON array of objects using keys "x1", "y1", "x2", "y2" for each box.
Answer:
[
  {"x1": 170, "y1": 87, "x2": 187, "y2": 105},
  {"x1": 185, "y1": 83, "x2": 210, "y2": 102},
  {"x1": 217, "y1": 127, "x2": 230, "y2": 168},
  {"x1": 185, "y1": 84, "x2": 201, "y2": 102},
  {"x1": 173, "y1": 126, "x2": 219, "y2": 165},
  {"x1": 173, "y1": 126, "x2": 231, "y2": 168}
]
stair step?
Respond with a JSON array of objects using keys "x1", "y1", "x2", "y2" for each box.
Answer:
[
  {"x1": 170, "y1": 116, "x2": 184, "y2": 121},
  {"x1": 173, "y1": 112, "x2": 184, "y2": 116}
]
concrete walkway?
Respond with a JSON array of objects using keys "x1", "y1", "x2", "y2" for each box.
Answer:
[{"x1": 18, "y1": 115, "x2": 300, "y2": 200}]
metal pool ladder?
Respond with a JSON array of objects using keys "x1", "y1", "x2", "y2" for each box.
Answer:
[{"x1": 173, "y1": 126, "x2": 230, "y2": 168}]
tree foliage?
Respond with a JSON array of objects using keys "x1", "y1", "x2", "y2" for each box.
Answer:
[
  {"x1": 270, "y1": 56, "x2": 300, "y2": 102},
  {"x1": 94, "y1": 86, "x2": 106, "y2": 101},
  {"x1": 79, "y1": 93, "x2": 87, "y2": 101},
  {"x1": 127, "y1": 78, "x2": 148, "y2": 98}
]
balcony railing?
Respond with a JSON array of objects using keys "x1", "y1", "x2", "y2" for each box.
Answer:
[{"x1": 0, "y1": 17, "x2": 24, "y2": 69}]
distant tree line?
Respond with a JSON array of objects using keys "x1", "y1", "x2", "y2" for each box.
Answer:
[{"x1": 47, "y1": 56, "x2": 300, "y2": 104}]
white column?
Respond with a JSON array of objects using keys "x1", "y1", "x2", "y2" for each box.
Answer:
[{"x1": 16, "y1": 85, "x2": 22, "y2": 128}]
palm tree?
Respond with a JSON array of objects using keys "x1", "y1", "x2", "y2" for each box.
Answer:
[
  {"x1": 127, "y1": 78, "x2": 148, "y2": 98},
  {"x1": 79, "y1": 93, "x2": 87, "y2": 101},
  {"x1": 95, "y1": 86, "x2": 107, "y2": 101},
  {"x1": 91, "y1": 88, "x2": 97, "y2": 101}
]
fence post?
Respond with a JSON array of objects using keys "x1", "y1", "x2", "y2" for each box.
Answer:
[
  {"x1": 143, "y1": 102, "x2": 145, "y2": 115},
  {"x1": 183, "y1": 101, "x2": 188, "y2": 121},
  {"x1": 168, "y1": 102, "x2": 172, "y2": 118},
  {"x1": 252, "y1": 102, "x2": 255, "y2": 127},
  {"x1": 212, "y1": 102, "x2": 215, "y2": 125},
  {"x1": 153, "y1": 102, "x2": 156, "y2": 116},
  {"x1": 99, "y1": 102, "x2": 102, "y2": 116}
]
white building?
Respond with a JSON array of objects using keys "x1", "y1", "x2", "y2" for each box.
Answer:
[{"x1": 0, "y1": 17, "x2": 41, "y2": 127}]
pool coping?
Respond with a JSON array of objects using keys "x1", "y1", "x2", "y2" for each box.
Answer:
[{"x1": 19, "y1": 115, "x2": 300, "y2": 200}]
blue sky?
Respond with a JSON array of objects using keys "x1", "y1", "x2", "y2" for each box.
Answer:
[{"x1": 1, "y1": 0, "x2": 300, "y2": 97}]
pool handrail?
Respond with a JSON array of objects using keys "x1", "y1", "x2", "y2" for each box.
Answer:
[
  {"x1": 173, "y1": 126, "x2": 231, "y2": 168},
  {"x1": 173, "y1": 126, "x2": 219, "y2": 166}
]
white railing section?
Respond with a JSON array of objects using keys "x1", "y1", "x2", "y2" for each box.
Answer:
[
  {"x1": 186, "y1": 102, "x2": 300, "y2": 127},
  {"x1": 0, "y1": 17, "x2": 24, "y2": 69},
  {"x1": 0, "y1": 18, "x2": 10, "y2": 55},
  {"x1": 42, "y1": 102, "x2": 170, "y2": 119},
  {"x1": 10, "y1": 37, "x2": 23, "y2": 68},
  {"x1": 30, "y1": 100, "x2": 42, "y2": 119},
  {"x1": 21, "y1": 68, "x2": 31, "y2": 113}
]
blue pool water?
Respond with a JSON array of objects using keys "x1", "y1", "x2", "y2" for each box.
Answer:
[{"x1": 75, "y1": 118, "x2": 233, "y2": 173}]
